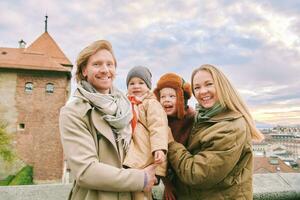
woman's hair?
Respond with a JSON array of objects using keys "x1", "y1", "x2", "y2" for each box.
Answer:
[
  {"x1": 75, "y1": 40, "x2": 117, "y2": 82},
  {"x1": 191, "y1": 64, "x2": 264, "y2": 141}
]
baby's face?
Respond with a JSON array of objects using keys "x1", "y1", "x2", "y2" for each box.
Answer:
[{"x1": 127, "y1": 77, "x2": 149, "y2": 97}]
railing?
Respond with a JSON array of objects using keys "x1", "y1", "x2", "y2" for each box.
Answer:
[{"x1": 0, "y1": 173, "x2": 299, "y2": 200}]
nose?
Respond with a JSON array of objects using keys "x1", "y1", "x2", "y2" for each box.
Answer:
[
  {"x1": 98, "y1": 64, "x2": 109, "y2": 73},
  {"x1": 165, "y1": 96, "x2": 171, "y2": 102},
  {"x1": 133, "y1": 84, "x2": 140, "y2": 89},
  {"x1": 199, "y1": 86, "x2": 208, "y2": 94}
]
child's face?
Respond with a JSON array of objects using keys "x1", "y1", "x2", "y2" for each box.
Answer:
[
  {"x1": 127, "y1": 77, "x2": 150, "y2": 97},
  {"x1": 159, "y1": 87, "x2": 177, "y2": 117}
]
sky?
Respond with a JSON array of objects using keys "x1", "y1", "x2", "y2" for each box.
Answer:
[{"x1": 1, "y1": 0, "x2": 300, "y2": 126}]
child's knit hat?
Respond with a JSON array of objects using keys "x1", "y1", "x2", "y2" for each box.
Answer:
[
  {"x1": 154, "y1": 73, "x2": 192, "y2": 119},
  {"x1": 126, "y1": 66, "x2": 152, "y2": 89}
]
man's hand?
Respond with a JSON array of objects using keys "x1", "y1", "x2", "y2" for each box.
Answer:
[{"x1": 143, "y1": 164, "x2": 157, "y2": 192}]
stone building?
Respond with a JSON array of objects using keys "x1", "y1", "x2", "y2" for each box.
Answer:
[{"x1": 0, "y1": 18, "x2": 72, "y2": 182}]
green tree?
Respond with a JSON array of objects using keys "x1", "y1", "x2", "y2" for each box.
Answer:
[{"x1": 0, "y1": 123, "x2": 15, "y2": 162}]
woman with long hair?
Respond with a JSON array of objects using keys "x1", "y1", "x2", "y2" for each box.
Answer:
[{"x1": 168, "y1": 64, "x2": 264, "y2": 199}]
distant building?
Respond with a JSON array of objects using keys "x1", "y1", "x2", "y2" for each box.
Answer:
[
  {"x1": 254, "y1": 156, "x2": 299, "y2": 173},
  {"x1": 0, "y1": 16, "x2": 72, "y2": 182},
  {"x1": 253, "y1": 141, "x2": 269, "y2": 156}
]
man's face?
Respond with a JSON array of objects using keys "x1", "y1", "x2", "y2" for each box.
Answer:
[{"x1": 82, "y1": 49, "x2": 116, "y2": 94}]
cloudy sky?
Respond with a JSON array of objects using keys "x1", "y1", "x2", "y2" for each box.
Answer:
[{"x1": 1, "y1": 0, "x2": 300, "y2": 126}]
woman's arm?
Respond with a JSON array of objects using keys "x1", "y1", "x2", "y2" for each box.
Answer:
[{"x1": 168, "y1": 119, "x2": 248, "y2": 189}]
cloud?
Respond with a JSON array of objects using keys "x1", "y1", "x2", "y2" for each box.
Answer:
[{"x1": 1, "y1": 0, "x2": 299, "y2": 125}]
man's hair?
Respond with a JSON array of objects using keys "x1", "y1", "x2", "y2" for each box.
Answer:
[{"x1": 75, "y1": 40, "x2": 117, "y2": 82}]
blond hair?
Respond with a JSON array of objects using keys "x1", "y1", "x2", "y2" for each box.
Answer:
[
  {"x1": 191, "y1": 64, "x2": 264, "y2": 141},
  {"x1": 75, "y1": 40, "x2": 117, "y2": 82}
]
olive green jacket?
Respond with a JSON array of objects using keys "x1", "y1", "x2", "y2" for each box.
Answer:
[
  {"x1": 168, "y1": 109, "x2": 253, "y2": 200},
  {"x1": 59, "y1": 90, "x2": 144, "y2": 200}
]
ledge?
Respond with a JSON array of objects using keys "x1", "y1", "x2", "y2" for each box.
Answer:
[
  {"x1": 253, "y1": 173, "x2": 300, "y2": 200},
  {"x1": 0, "y1": 173, "x2": 299, "y2": 200}
]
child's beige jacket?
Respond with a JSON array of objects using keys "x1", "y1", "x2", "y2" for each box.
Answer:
[{"x1": 124, "y1": 92, "x2": 169, "y2": 176}]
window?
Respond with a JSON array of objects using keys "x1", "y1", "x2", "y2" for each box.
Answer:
[
  {"x1": 18, "y1": 123, "x2": 25, "y2": 130},
  {"x1": 25, "y1": 82, "x2": 33, "y2": 92},
  {"x1": 46, "y1": 83, "x2": 54, "y2": 93}
]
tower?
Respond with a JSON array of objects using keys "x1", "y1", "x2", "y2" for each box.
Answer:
[{"x1": 0, "y1": 16, "x2": 72, "y2": 182}]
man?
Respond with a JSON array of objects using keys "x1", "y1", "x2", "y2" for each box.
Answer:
[{"x1": 59, "y1": 40, "x2": 157, "y2": 200}]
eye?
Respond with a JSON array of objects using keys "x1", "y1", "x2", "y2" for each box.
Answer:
[
  {"x1": 194, "y1": 86, "x2": 200, "y2": 90},
  {"x1": 139, "y1": 81, "x2": 145, "y2": 85},
  {"x1": 107, "y1": 62, "x2": 114, "y2": 67},
  {"x1": 171, "y1": 95, "x2": 176, "y2": 98},
  {"x1": 129, "y1": 82, "x2": 135, "y2": 85}
]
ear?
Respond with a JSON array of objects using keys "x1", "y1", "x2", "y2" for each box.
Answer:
[{"x1": 82, "y1": 66, "x2": 88, "y2": 78}]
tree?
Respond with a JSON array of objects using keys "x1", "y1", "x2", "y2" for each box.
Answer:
[{"x1": 0, "y1": 123, "x2": 15, "y2": 162}]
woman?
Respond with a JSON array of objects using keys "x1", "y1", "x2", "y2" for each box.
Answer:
[
  {"x1": 154, "y1": 73, "x2": 195, "y2": 200},
  {"x1": 168, "y1": 64, "x2": 264, "y2": 199},
  {"x1": 59, "y1": 40, "x2": 156, "y2": 200}
]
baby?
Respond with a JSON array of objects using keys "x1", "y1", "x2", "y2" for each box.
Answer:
[{"x1": 123, "y1": 66, "x2": 169, "y2": 200}]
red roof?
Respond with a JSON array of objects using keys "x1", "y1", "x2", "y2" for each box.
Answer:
[
  {"x1": 0, "y1": 32, "x2": 72, "y2": 73},
  {"x1": 254, "y1": 157, "x2": 298, "y2": 173}
]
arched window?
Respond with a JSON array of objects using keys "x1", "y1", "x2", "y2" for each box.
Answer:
[
  {"x1": 46, "y1": 83, "x2": 54, "y2": 93},
  {"x1": 25, "y1": 82, "x2": 33, "y2": 92}
]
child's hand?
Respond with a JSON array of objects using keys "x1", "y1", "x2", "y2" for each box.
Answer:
[{"x1": 154, "y1": 150, "x2": 165, "y2": 164}]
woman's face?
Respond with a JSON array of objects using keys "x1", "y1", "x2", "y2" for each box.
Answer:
[
  {"x1": 193, "y1": 70, "x2": 218, "y2": 108},
  {"x1": 82, "y1": 49, "x2": 116, "y2": 94},
  {"x1": 159, "y1": 87, "x2": 177, "y2": 117}
]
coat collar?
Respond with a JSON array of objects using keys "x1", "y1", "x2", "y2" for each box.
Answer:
[
  {"x1": 74, "y1": 88, "x2": 120, "y2": 157},
  {"x1": 91, "y1": 109, "x2": 119, "y2": 152},
  {"x1": 205, "y1": 109, "x2": 243, "y2": 123}
]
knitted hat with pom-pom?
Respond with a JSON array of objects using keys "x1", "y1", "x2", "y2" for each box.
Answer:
[{"x1": 154, "y1": 73, "x2": 192, "y2": 119}]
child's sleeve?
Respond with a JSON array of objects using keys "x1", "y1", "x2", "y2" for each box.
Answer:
[{"x1": 146, "y1": 99, "x2": 169, "y2": 153}]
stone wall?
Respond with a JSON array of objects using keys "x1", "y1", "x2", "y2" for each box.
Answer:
[
  {"x1": 0, "y1": 71, "x2": 18, "y2": 133},
  {"x1": 0, "y1": 173, "x2": 299, "y2": 200}
]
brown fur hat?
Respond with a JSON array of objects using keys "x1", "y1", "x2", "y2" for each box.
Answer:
[{"x1": 154, "y1": 73, "x2": 192, "y2": 119}]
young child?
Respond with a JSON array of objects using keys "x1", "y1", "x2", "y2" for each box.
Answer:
[
  {"x1": 123, "y1": 66, "x2": 169, "y2": 200},
  {"x1": 154, "y1": 73, "x2": 195, "y2": 200}
]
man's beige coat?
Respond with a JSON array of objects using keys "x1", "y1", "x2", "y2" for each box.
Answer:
[{"x1": 59, "y1": 90, "x2": 144, "y2": 200}]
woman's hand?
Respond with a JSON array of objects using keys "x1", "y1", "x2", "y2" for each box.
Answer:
[{"x1": 154, "y1": 150, "x2": 165, "y2": 164}]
